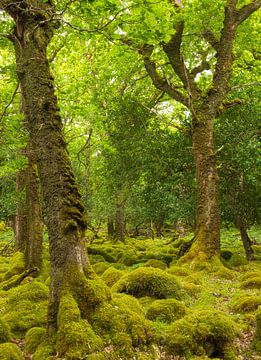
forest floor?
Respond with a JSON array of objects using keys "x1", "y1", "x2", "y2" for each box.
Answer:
[{"x1": 0, "y1": 226, "x2": 260, "y2": 359}]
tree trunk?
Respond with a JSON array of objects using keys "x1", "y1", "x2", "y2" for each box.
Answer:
[
  {"x1": 24, "y1": 147, "x2": 43, "y2": 271},
  {"x1": 15, "y1": 169, "x2": 27, "y2": 253},
  {"x1": 114, "y1": 202, "x2": 125, "y2": 242},
  {"x1": 107, "y1": 216, "x2": 115, "y2": 239},
  {"x1": 239, "y1": 225, "x2": 254, "y2": 261},
  {"x1": 4, "y1": 1, "x2": 110, "y2": 334},
  {"x1": 182, "y1": 115, "x2": 220, "y2": 263}
]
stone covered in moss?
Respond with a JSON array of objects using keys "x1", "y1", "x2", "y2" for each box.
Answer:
[
  {"x1": 161, "y1": 309, "x2": 238, "y2": 359},
  {"x1": 92, "y1": 262, "x2": 110, "y2": 275},
  {"x1": 0, "y1": 342, "x2": 23, "y2": 360},
  {"x1": 0, "y1": 318, "x2": 11, "y2": 344},
  {"x1": 228, "y1": 253, "x2": 248, "y2": 267},
  {"x1": 112, "y1": 267, "x2": 182, "y2": 299},
  {"x1": 253, "y1": 305, "x2": 261, "y2": 353},
  {"x1": 112, "y1": 293, "x2": 144, "y2": 316},
  {"x1": 146, "y1": 298, "x2": 189, "y2": 323},
  {"x1": 167, "y1": 265, "x2": 190, "y2": 276},
  {"x1": 2, "y1": 281, "x2": 48, "y2": 335},
  {"x1": 232, "y1": 295, "x2": 261, "y2": 313},
  {"x1": 2, "y1": 252, "x2": 24, "y2": 281},
  {"x1": 25, "y1": 327, "x2": 46, "y2": 353},
  {"x1": 117, "y1": 250, "x2": 140, "y2": 266},
  {"x1": 101, "y1": 267, "x2": 125, "y2": 287},
  {"x1": 240, "y1": 277, "x2": 261, "y2": 289},
  {"x1": 33, "y1": 343, "x2": 55, "y2": 360},
  {"x1": 143, "y1": 259, "x2": 167, "y2": 270}
]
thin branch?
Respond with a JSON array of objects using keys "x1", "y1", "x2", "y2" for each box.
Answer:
[
  {"x1": 0, "y1": 81, "x2": 19, "y2": 122},
  {"x1": 236, "y1": 0, "x2": 261, "y2": 25},
  {"x1": 231, "y1": 81, "x2": 261, "y2": 90}
]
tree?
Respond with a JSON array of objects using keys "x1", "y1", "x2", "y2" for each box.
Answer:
[
  {"x1": 96, "y1": 0, "x2": 260, "y2": 263},
  {"x1": 0, "y1": 1, "x2": 107, "y2": 338}
]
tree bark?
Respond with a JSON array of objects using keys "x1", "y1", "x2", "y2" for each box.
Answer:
[
  {"x1": 107, "y1": 216, "x2": 115, "y2": 239},
  {"x1": 24, "y1": 147, "x2": 43, "y2": 271},
  {"x1": 239, "y1": 225, "x2": 254, "y2": 261},
  {"x1": 114, "y1": 202, "x2": 125, "y2": 242},
  {"x1": 15, "y1": 169, "x2": 27, "y2": 253}
]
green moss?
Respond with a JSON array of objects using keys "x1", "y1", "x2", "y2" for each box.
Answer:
[
  {"x1": 0, "y1": 318, "x2": 11, "y2": 343},
  {"x1": 112, "y1": 267, "x2": 182, "y2": 299},
  {"x1": 143, "y1": 259, "x2": 167, "y2": 270},
  {"x1": 2, "y1": 281, "x2": 48, "y2": 335},
  {"x1": 32, "y1": 343, "x2": 55, "y2": 360},
  {"x1": 232, "y1": 295, "x2": 261, "y2": 313},
  {"x1": 240, "y1": 277, "x2": 261, "y2": 289},
  {"x1": 213, "y1": 267, "x2": 237, "y2": 280},
  {"x1": 91, "y1": 300, "x2": 153, "y2": 356},
  {"x1": 162, "y1": 309, "x2": 238, "y2": 359},
  {"x1": 112, "y1": 293, "x2": 144, "y2": 316},
  {"x1": 56, "y1": 319, "x2": 103, "y2": 359},
  {"x1": 146, "y1": 298, "x2": 189, "y2": 323},
  {"x1": 87, "y1": 246, "x2": 116, "y2": 263},
  {"x1": 89, "y1": 254, "x2": 106, "y2": 264},
  {"x1": 0, "y1": 343, "x2": 23, "y2": 360},
  {"x1": 181, "y1": 281, "x2": 201, "y2": 297},
  {"x1": 25, "y1": 327, "x2": 46, "y2": 353},
  {"x1": 228, "y1": 253, "x2": 248, "y2": 267},
  {"x1": 101, "y1": 267, "x2": 125, "y2": 287},
  {"x1": 117, "y1": 250, "x2": 140, "y2": 266},
  {"x1": 167, "y1": 265, "x2": 190, "y2": 276},
  {"x1": 2, "y1": 252, "x2": 24, "y2": 281},
  {"x1": 253, "y1": 305, "x2": 261, "y2": 353},
  {"x1": 57, "y1": 292, "x2": 81, "y2": 327},
  {"x1": 92, "y1": 262, "x2": 110, "y2": 275},
  {"x1": 241, "y1": 271, "x2": 261, "y2": 282}
]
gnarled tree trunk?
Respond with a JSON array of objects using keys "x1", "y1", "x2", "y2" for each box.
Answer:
[{"x1": 0, "y1": 1, "x2": 109, "y2": 336}]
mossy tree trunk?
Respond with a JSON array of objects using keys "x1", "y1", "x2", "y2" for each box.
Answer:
[
  {"x1": 114, "y1": 202, "x2": 125, "y2": 242},
  {"x1": 140, "y1": 1, "x2": 260, "y2": 263},
  {"x1": 107, "y1": 216, "x2": 115, "y2": 239},
  {"x1": 15, "y1": 169, "x2": 27, "y2": 253},
  {"x1": 24, "y1": 146, "x2": 43, "y2": 272},
  {"x1": 0, "y1": 0, "x2": 104, "y2": 333}
]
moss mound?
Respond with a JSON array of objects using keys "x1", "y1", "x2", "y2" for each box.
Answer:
[
  {"x1": 112, "y1": 267, "x2": 182, "y2": 299},
  {"x1": 253, "y1": 305, "x2": 261, "y2": 353},
  {"x1": 56, "y1": 292, "x2": 103, "y2": 359},
  {"x1": 112, "y1": 293, "x2": 144, "y2": 316},
  {"x1": 146, "y1": 298, "x2": 189, "y2": 323},
  {"x1": 143, "y1": 259, "x2": 167, "y2": 270},
  {"x1": 91, "y1": 299, "x2": 153, "y2": 357},
  {"x1": 228, "y1": 253, "x2": 248, "y2": 267},
  {"x1": 25, "y1": 327, "x2": 46, "y2": 353},
  {"x1": 2, "y1": 252, "x2": 24, "y2": 281},
  {"x1": 232, "y1": 295, "x2": 261, "y2": 313},
  {"x1": 87, "y1": 246, "x2": 116, "y2": 263},
  {"x1": 167, "y1": 265, "x2": 190, "y2": 276},
  {"x1": 161, "y1": 309, "x2": 238, "y2": 359},
  {"x1": 92, "y1": 262, "x2": 111, "y2": 275},
  {"x1": 101, "y1": 267, "x2": 125, "y2": 287},
  {"x1": 2, "y1": 281, "x2": 48, "y2": 335},
  {"x1": 0, "y1": 318, "x2": 11, "y2": 344},
  {"x1": 117, "y1": 250, "x2": 140, "y2": 266},
  {"x1": 240, "y1": 277, "x2": 261, "y2": 289},
  {"x1": 0, "y1": 343, "x2": 23, "y2": 360}
]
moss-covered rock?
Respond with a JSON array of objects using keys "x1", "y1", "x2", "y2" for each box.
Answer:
[
  {"x1": 161, "y1": 309, "x2": 238, "y2": 359},
  {"x1": 253, "y1": 305, "x2": 261, "y2": 353},
  {"x1": 87, "y1": 246, "x2": 116, "y2": 263},
  {"x1": 92, "y1": 262, "x2": 111, "y2": 275},
  {"x1": 167, "y1": 265, "x2": 190, "y2": 276},
  {"x1": 25, "y1": 327, "x2": 46, "y2": 353},
  {"x1": 143, "y1": 259, "x2": 167, "y2": 270},
  {"x1": 101, "y1": 267, "x2": 125, "y2": 287},
  {"x1": 117, "y1": 250, "x2": 140, "y2": 266},
  {"x1": 2, "y1": 252, "x2": 24, "y2": 281},
  {"x1": 33, "y1": 343, "x2": 55, "y2": 360},
  {"x1": 240, "y1": 277, "x2": 261, "y2": 289},
  {"x1": 112, "y1": 293, "x2": 144, "y2": 316},
  {"x1": 146, "y1": 298, "x2": 189, "y2": 323},
  {"x1": 213, "y1": 267, "x2": 237, "y2": 280},
  {"x1": 241, "y1": 271, "x2": 261, "y2": 282},
  {"x1": 112, "y1": 267, "x2": 182, "y2": 299},
  {"x1": 232, "y1": 295, "x2": 261, "y2": 313},
  {"x1": 0, "y1": 318, "x2": 11, "y2": 343},
  {"x1": 0, "y1": 343, "x2": 23, "y2": 360},
  {"x1": 228, "y1": 253, "x2": 248, "y2": 267}
]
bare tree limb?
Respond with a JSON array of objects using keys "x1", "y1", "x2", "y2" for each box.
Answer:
[
  {"x1": 0, "y1": 81, "x2": 19, "y2": 123},
  {"x1": 236, "y1": 0, "x2": 261, "y2": 25}
]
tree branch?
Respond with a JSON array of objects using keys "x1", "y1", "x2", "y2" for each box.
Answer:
[
  {"x1": 0, "y1": 82, "x2": 19, "y2": 123},
  {"x1": 202, "y1": 30, "x2": 219, "y2": 52},
  {"x1": 141, "y1": 45, "x2": 189, "y2": 107},
  {"x1": 236, "y1": 0, "x2": 261, "y2": 25}
]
